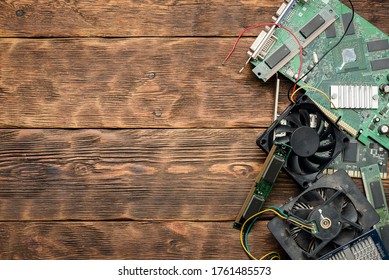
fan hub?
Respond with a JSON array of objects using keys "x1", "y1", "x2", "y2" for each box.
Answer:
[
  {"x1": 320, "y1": 218, "x2": 332, "y2": 229},
  {"x1": 290, "y1": 127, "x2": 320, "y2": 157},
  {"x1": 309, "y1": 205, "x2": 342, "y2": 240}
]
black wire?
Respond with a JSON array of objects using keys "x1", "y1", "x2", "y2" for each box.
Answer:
[{"x1": 287, "y1": 0, "x2": 355, "y2": 102}]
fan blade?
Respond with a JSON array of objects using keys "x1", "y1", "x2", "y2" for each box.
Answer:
[
  {"x1": 287, "y1": 153, "x2": 303, "y2": 175},
  {"x1": 317, "y1": 140, "x2": 336, "y2": 152},
  {"x1": 275, "y1": 125, "x2": 295, "y2": 134},
  {"x1": 291, "y1": 208, "x2": 312, "y2": 220},
  {"x1": 285, "y1": 113, "x2": 302, "y2": 127},
  {"x1": 299, "y1": 190, "x2": 325, "y2": 208},
  {"x1": 291, "y1": 226, "x2": 314, "y2": 252},
  {"x1": 319, "y1": 123, "x2": 333, "y2": 140},
  {"x1": 309, "y1": 238, "x2": 332, "y2": 258},
  {"x1": 299, "y1": 157, "x2": 320, "y2": 173},
  {"x1": 308, "y1": 153, "x2": 332, "y2": 164},
  {"x1": 314, "y1": 240, "x2": 337, "y2": 258},
  {"x1": 316, "y1": 188, "x2": 329, "y2": 201},
  {"x1": 315, "y1": 114, "x2": 324, "y2": 134},
  {"x1": 299, "y1": 109, "x2": 310, "y2": 126},
  {"x1": 322, "y1": 189, "x2": 344, "y2": 210},
  {"x1": 332, "y1": 227, "x2": 357, "y2": 246},
  {"x1": 323, "y1": 188, "x2": 337, "y2": 201},
  {"x1": 341, "y1": 201, "x2": 358, "y2": 223},
  {"x1": 274, "y1": 135, "x2": 291, "y2": 144}
]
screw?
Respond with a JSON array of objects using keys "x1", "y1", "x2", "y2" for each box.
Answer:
[{"x1": 16, "y1": 10, "x2": 24, "y2": 17}]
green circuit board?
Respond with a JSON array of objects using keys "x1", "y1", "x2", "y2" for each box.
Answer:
[
  {"x1": 249, "y1": 0, "x2": 389, "y2": 149},
  {"x1": 324, "y1": 139, "x2": 388, "y2": 179},
  {"x1": 233, "y1": 144, "x2": 291, "y2": 229},
  {"x1": 361, "y1": 164, "x2": 389, "y2": 251}
]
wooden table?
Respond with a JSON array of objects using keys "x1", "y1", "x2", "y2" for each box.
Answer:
[{"x1": 0, "y1": 0, "x2": 387, "y2": 259}]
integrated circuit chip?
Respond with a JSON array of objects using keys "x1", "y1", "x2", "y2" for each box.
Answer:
[
  {"x1": 243, "y1": 195, "x2": 264, "y2": 219},
  {"x1": 370, "y1": 181, "x2": 385, "y2": 209},
  {"x1": 300, "y1": 14, "x2": 325, "y2": 39},
  {"x1": 263, "y1": 155, "x2": 284, "y2": 184},
  {"x1": 343, "y1": 142, "x2": 358, "y2": 162},
  {"x1": 333, "y1": 39, "x2": 367, "y2": 73},
  {"x1": 325, "y1": 23, "x2": 337, "y2": 38},
  {"x1": 380, "y1": 225, "x2": 389, "y2": 252},
  {"x1": 342, "y1": 13, "x2": 356, "y2": 35},
  {"x1": 371, "y1": 58, "x2": 389, "y2": 71},
  {"x1": 265, "y1": 45, "x2": 290, "y2": 69},
  {"x1": 367, "y1": 39, "x2": 389, "y2": 52}
]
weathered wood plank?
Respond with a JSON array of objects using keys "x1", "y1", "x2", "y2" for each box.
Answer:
[
  {"x1": 0, "y1": 128, "x2": 300, "y2": 221},
  {"x1": 0, "y1": 221, "x2": 284, "y2": 260},
  {"x1": 0, "y1": 38, "x2": 288, "y2": 129},
  {"x1": 0, "y1": 129, "x2": 386, "y2": 221},
  {"x1": 0, "y1": 0, "x2": 387, "y2": 37}
]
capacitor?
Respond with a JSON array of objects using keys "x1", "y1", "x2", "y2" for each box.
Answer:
[
  {"x1": 378, "y1": 124, "x2": 389, "y2": 135},
  {"x1": 380, "y1": 84, "x2": 389, "y2": 94},
  {"x1": 374, "y1": 117, "x2": 380, "y2": 123},
  {"x1": 313, "y1": 52, "x2": 319, "y2": 64}
]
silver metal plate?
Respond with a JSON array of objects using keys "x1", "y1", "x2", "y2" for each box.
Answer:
[{"x1": 330, "y1": 85, "x2": 379, "y2": 109}]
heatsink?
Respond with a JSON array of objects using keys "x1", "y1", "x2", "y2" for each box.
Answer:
[{"x1": 330, "y1": 85, "x2": 379, "y2": 109}]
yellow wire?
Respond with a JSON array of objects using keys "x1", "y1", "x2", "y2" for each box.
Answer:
[
  {"x1": 260, "y1": 251, "x2": 281, "y2": 260},
  {"x1": 239, "y1": 208, "x2": 278, "y2": 260},
  {"x1": 287, "y1": 217, "x2": 315, "y2": 230},
  {"x1": 240, "y1": 208, "x2": 315, "y2": 260},
  {"x1": 291, "y1": 85, "x2": 337, "y2": 109}
]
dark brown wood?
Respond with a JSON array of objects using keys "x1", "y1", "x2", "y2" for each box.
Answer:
[
  {"x1": 0, "y1": 129, "x2": 302, "y2": 221},
  {"x1": 0, "y1": 38, "x2": 286, "y2": 128},
  {"x1": 0, "y1": 221, "x2": 285, "y2": 260},
  {"x1": 0, "y1": 129, "x2": 386, "y2": 223},
  {"x1": 0, "y1": 0, "x2": 388, "y2": 260},
  {"x1": 0, "y1": 0, "x2": 387, "y2": 37}
]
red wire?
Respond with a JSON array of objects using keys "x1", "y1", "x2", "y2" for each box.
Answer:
[{"x1": 224, "y1": 23, "x2": 303, "y2": 92}]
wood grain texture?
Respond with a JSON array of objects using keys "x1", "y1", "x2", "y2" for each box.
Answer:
[
  {"x1": 0, "y1": 221, "x2": 284, "y2": 259},
  {"x1": 0, "y1": 38, "x2": 289, "y2": 128},
  {"x1": 0, "y1": 128, "x2": 303, "y2": 221},
  {"x1": 0, "y1": 129, "x2": 386, "y2": 222},
  {"x1": 0, "y1": 0, "x2": 387, "y2": 37},
  {"x1": 1, "y1": 0, "x2": 388, "y2": 261}
]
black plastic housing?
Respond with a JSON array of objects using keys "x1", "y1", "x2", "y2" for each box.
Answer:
[
  {"x1": 257, "y1": 95, "x2": 349, "y2": 188},
  {"x1": 268, "y1": 170, "x2": 380, "y2": 259}
]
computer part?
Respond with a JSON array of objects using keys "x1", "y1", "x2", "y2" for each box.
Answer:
[
  {"x1": 234, "y1": 144, "x2": 291, "y2": 229},
  {"x1": 324, "y1": 140, "x2": 388, "y2": 179},
  {"x1": 268, "y1": 170, "x2": 380, "y2": 259},
  {"x1": 361, "y1": 164, "x2": 389, "y2": 252},
  {"x1": 246, "y1": 0, "x2": 389, "y2": 150},
  {"x1": 319, "y1": 229, "x2": 389, "y2": 260},
  {"x1": 257, "y1": 95, "x2": 349, "y2": 188}
]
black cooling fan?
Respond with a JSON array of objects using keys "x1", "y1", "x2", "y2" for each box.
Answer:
[
  {"x1": 268, "y1": 170, "x2": 380, "y2": 260},
  {"x1": 257, "y1": 95, "x2": 349, "y2": 187}
]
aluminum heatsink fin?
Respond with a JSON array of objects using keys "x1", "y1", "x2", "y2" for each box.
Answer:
[{"x1": 330, "y1": 85, "x2": 379, "y2": 109}]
